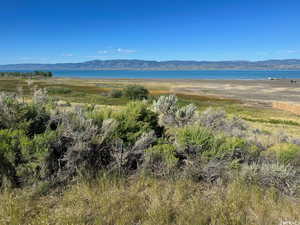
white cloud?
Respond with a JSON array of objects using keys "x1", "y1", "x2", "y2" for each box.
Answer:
[
  {"x1": 84, "y1": 55, "x2": 101, "y2": 59},
  {"x1": 286, "y1": 50, "x2": 297, "y2": 54},
  {"x1": 276, "y1": 50, "x2": 298, "y2": 55},
  {"x1": 97, "y1": 50, "x2": 108, "y2": 54},
  {"x1": 116, "y1": 48, "x2": 136, "y2": 53},
  {"x1": 256, "y1": 50, "x2": 298, "y2": 58},
  {"x1": 95, "y1": 48, "x2": 136, "y2": 55},
  {"x1": 61, "y1": 53, "x2": 73, "y2": 57}
]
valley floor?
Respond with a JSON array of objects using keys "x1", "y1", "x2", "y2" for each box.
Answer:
[{"x1": 1, "y1": 77, "x2": 300, "y2": 137}]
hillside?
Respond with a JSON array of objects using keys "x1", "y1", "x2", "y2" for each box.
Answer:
[{"x1": 1, "y1": 59, "x2": 300, "y2": 70}]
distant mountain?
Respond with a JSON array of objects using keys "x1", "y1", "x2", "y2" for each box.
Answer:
[{"x1": 1, "y1": 59, "x2": 300, "y2": 70}]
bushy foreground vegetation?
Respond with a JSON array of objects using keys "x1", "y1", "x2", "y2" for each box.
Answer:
[
  {"x1": 0, "y1": 71, "x2": 53, "y2": 78},
  {"x1": 0, "y1": 88, "x2": 300, "y2": 224}
]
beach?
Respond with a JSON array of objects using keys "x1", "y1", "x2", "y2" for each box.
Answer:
[{"x1": 54, "y1": 77, "x2": 300, "y2": 103}]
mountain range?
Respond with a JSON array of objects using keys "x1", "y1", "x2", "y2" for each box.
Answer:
[{"x1": 1, "y1": 59, "x2": 300, "y2": 70}]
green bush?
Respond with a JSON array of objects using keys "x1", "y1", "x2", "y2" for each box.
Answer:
[
  {"x1": 147, "y1": 144, "x2": 178, "y2": 167},
  {"x1": 89, "y1": 108, "x2": 114, "y2": 128},
  {"x1": 22, "y1": 104, "x2": 50, "y2": 137},
  {"x1": 123, "y1": 85, "x2": 149, "y2": 100},
  {"x1": 203, "y1": 136, "x2": 247, "y2": 160},
  {"x1": 0, "y1": 129, "x2": 34, "y2": 187},
  {"x1": 20, "y1": 131, "x2": 57, "y2": 181},
  {"x1": 264, "y1": 143, "x2": 300, "y2": 166},
  {"x1": 176, "y1": 126, "x2": 260, "y2": 164},
  {"x1": 109, "y1": 89, "x2": 123, "y2": 98},
  {"x1": 113, "y1": 101, "x2": 163, "y2": 145},
  {"x1": 0, "y1": 93, "x2": 24, "y2": 129},
  {"x1": 0, "y1": 128, "x2": 56, "y2": 188},
  {"x1": 0, "y1": 93, "x2": 50, "y2": 135},
  {"x1": 176, "y1": 125, "x2": 216, "y2": 154},
  {"x1": 144, "y1": 143, "x2": 178, "y2": 176}
]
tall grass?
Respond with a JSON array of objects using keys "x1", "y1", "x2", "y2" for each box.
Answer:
[{"x1": 0, "y1": 176, "x2": 299, "y2": 225}]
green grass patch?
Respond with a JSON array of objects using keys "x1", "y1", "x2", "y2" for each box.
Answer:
[
  {"x1": 243, "y1": 117, "x2": 300, "y2": 126},
  {"x1": 47, "y1": 87, "x2": 72, "y2": 94}
]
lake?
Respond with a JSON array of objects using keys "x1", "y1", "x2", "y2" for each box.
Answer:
[
  {"x1": 2, "y1": 70, "x2": 300, "y2": 79},
  {"x1": 51, "y1": 70, "x2": 300, "y2": 79}
]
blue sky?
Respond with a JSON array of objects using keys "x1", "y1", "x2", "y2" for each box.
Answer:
[{"x1": 1, "y1": 0, "x2": 300, "y2": 64}]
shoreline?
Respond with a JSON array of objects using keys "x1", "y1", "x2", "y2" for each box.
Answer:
[
  {"x1": 1, "y1": 76, "x2": 300, "y2": 109},
  {"x1": 48, "y1": 77, "x2": 300, "y2": 104},
  {"x1": 53, "y1": 76, "x2": 300, "y2": 81}
]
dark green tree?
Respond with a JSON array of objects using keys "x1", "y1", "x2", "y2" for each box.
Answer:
[{"x1": 123, "y1": 85, "x2": 149, "y2": 100}]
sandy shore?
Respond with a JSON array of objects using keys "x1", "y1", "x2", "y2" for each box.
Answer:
[
  {"x1": 169, "y1": 79, "x2": 300, "y2": 103},
  {"x1": 57, "y1": 77, "x2": 300, "y2": 103}
]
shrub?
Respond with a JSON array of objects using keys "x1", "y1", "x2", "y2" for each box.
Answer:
[
  {"x1": 0, "y1": 129, "x2": 24, "y2": 188},
  {"x1": 144, "y1": 143, "x2": 178, "y2": 176},
  {"x1": 113, "y1": 101, "x2": 163, "y2": 145},
  {"x1": 132, "y1": 130, "x2": 157, "y2": 152},
  {"x1": 176, "y1": 126, "x2": 261, "y2": 166},
  {"x1": 179, "y1": 155, "x2": 231, "y2": 183},
  {"x1": 89, "y1": 108, "x2": 114, "y2": 128},
  {"x1": 0, "y1": 129, "x2": 50, "y2": 187},
  {"x1": 153, "y1": 95, "x2": 197, "y2": 127},
  {"x1": 198, "y1": 107, "x2": 227, "y2": 130},
  {"x1": 0, "y1": 92, "x2": 24, "y2": 129},
  {"x1": 264, "y1": 143, "x2": 300, "y2": 166},
  {"x1": 123, "y1": 85, "x2": 149, "y2": 100},
  {"x1": 241, "y1": 162, "x2": 298, "y2": 195},
  {"x1": 33, "y1": 88, "x2": 50, "y2": 105},
  {"x1": 176, "y1": 125, "x2": 216, "y2": 154},
  {"x1": 22, "y1": 104, "x2": 50, "y2": 137},
  {"x1": 120, "y1": 131, "x2": 157, "y2": 172},
  {"x1": 45, "y1": 109, "x2": 105, "y2": 181},
  {"x1": 109, "y1": 89, "x2": 123, "y2": 98},
  {"x1": 175, "y1": 104, "x2": 197, "y2": 127},
  {"x1": 19, "y1": 131, "x2": 57, "y2": 183},
  {"x1": 42, "y1": 102, "x2": 161, "y2": 180},
  {"x1": 203, "y1": 136, "x2": 248, "y2": 160},
  {"x1": 198, "y1": 108, "x2": 248, "y2": 137},
  {"x1": 47, "y1": 87, "x2": 72, "y2": 94},
  {"x1": 42, "y1": 109, "x2": 124, "y2": 182},
  {"x1": 153, "y1": 95, "x2": 178, "y2": 115},
  {"x1": 0, "y1": 92, "x2": 50, "y2": 136}
]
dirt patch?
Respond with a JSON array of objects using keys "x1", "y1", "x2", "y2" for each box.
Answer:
[{"x1": 272, "y1": 102, "x2": 300, "y2": 115}]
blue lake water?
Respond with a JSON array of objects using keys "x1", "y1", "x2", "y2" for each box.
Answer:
[
  {"x1": 2, "y1": 70, "x2": 300, "y2": 79},
  {"x1": 52, "y1": 70, "x2": 300, "y2": 79}
]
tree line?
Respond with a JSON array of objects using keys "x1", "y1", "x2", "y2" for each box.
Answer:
[{"x1": 0, "y1": 71, "x2": 53, "y2": 78}]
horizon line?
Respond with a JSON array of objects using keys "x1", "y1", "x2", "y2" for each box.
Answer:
[{"x1": 1, "y1": 58, "x2": 300, "y2": 65}]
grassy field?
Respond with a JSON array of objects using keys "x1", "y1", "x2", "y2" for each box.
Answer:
[
  {"x1": 1, "y1": 176, "x2": 300, "y2": 225},
  {"x1": 1, "y1": 77, "x2": 300, "y2": 137}
]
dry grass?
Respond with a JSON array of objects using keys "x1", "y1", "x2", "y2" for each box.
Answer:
[
  {"x1": 273, "y1": 102, "x2": 300, "y2": 115},
  {"x1": 1, "y1": 176, "x2": 300, "y2": 225}
]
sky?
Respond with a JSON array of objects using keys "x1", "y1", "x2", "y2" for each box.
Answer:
[{"x1": 1, "y1": 0, "x2": 300, "y2": 64}]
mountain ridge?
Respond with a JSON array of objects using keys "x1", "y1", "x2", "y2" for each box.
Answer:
[{"x1": 1, "y1": 59, "x2": 300, "y2": 70}]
